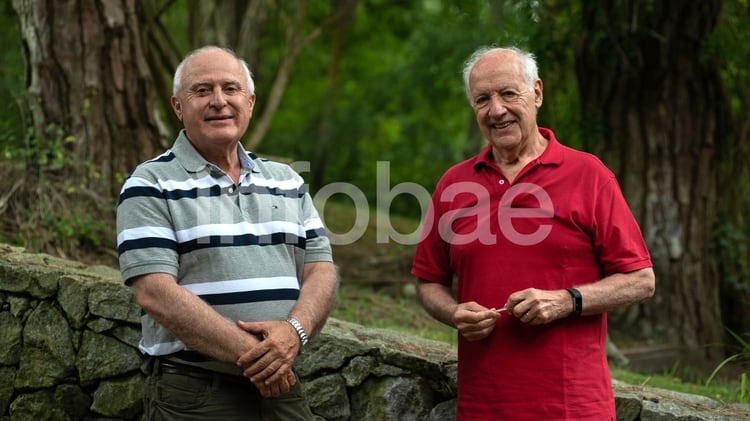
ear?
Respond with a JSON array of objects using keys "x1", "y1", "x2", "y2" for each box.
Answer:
[
  {"x1": 248, "y1": 93, "x2": 256, "y2": 115},
  {"x1": 534, "y1": 79, "x2": 543, "y2": 108},
  {"x1": 171, "y1": 96, "x2": 182, "y2": 120}
]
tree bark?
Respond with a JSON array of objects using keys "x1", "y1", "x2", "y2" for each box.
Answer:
[
  {"x1": 140, "y1": 1, "x2": 183, "y2": 132},
  {"x1": 576, "y1": 0, "x2": 726, "y2": 360},
  {"x1": 12, "y1": 0, "x2": 164, "y2": 197}
]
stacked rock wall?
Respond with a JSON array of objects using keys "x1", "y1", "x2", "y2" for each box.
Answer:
[{"x1": 0, "y1": 244, "x2": 748, "y2": 420}]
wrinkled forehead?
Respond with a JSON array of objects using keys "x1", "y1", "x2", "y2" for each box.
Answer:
[
  {"x1": 470, "y1": 53, "x2": 526, "y2": 91},
  {"x1": 181, "y1": 51, "x2": 245, "y2": 85}
]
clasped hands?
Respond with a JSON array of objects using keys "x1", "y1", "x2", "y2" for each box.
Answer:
[
  {"x1": 235, "y1": 319, "x2": 301, "y2": 398},
  {"x1": 453, "y1": 288, "x2": 568, "y2": 341}
]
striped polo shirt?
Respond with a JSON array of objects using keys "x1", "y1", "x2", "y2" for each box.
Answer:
[{"x1": 116, "y1": 130, "x2": 332, "y2": 372}]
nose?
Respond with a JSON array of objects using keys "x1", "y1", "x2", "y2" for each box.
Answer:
[
  {"x1": 209, "y1": 88, "x2": 227, "y2": 108},
  {"x1": 488, "y1": 95, "x2": 507, "y2": 116}
]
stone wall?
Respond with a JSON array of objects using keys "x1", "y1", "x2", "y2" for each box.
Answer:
[{"x1": 0, "y1": 244, "x2": 748, "y2": 420}]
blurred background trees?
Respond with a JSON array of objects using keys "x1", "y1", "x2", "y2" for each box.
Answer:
[{"x1": 1, "y1": 0, "x2": 748, "y2": 373}]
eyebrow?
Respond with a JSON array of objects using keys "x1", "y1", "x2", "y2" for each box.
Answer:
[
  {"x1": 473, "y1": 85, "x2": 525, "y2": 97},
  {"x1": 189, "y1": 79, "x2": 243, "y2": 90}
]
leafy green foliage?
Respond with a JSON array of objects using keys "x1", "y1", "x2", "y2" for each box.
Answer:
[
  {"x1": 712, "y1": 220, "x2": 750, "y2": 291},
  {"x1": 0, "y1": 2, "x2": 26, "y2": 156},
  {"x1": 530, "y1": 0, "x2": 584, "y2": 149},
  {"x1": 2, "y1": 124, "x2": 77, "y2": 171},
  {"x1": 0, "y1": 123, "x2": 115, "y2": 264},
  {"x1": 262, "y1": 1, "x2": 547, "y2": 217}
]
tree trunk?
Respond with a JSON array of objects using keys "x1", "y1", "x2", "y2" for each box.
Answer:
[
  {"x1": 576, "y1": 0, "x2": 726, "y2": 360},
  {"x1": 140, "y1": 1, "x2": 183, "y2": 133},
  {"x1": 12, "y1": 0, "x2": 164, "y2": 198}
]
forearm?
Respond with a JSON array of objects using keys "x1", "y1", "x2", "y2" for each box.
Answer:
[
  {"x1": 288, "y1": 261, "x2": 338, "y2": 338},
  {"x1": 416, "y1": 279, "x2": 458, "y2": 328},
  {"x1": 575, "y1": 267, "x2": 655, "y2": 315},
  {"x1": 132, "y1": 273, "x2": 259, "y2": 362}
]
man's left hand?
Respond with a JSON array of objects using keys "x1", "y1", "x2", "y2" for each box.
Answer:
[{"x1": 505, "y1": 288, "x2": 570, "y2": 325}]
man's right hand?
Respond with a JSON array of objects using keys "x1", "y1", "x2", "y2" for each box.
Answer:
[
  {"x1": 131, "y1": 274, "x2": 293, "y2": 396},
  {"x1": 452, "y1": 301, "x2": 500, "y2": 341},
  {"x1": 236, "y1": 320, "x2": 299, "y2": 397}
]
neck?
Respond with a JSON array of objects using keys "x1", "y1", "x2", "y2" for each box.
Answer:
[
  {"x1": 191, "y1": 141, "x2": 242, "y2": 184},
  {"x1": 492, "y1": 132, "x2": 548, "y2": 168},
  {"x1": 206, "y1": 150, "x2": 241, "y2": 173}
]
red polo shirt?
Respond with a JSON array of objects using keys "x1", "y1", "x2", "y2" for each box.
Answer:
[{"x1": 412, "y1": 128, "x2": 652, "y2": 420}]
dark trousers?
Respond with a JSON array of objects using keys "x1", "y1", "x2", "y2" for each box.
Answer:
[{"x1": 142, "y1": 358, "x2": 314, "y2": 421}]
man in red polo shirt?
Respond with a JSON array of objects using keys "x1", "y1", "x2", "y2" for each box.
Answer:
[{"x1": 411, "y1": 46, "x2": 655, "y2": 420}]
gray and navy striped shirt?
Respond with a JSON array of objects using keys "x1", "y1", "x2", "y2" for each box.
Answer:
[{"x1": 116, "y1": 130, "x2": 332, "y2": 371}]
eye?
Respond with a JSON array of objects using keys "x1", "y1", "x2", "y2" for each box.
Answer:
[
  {"x1": 224, "y1": 84, "x2": 242, "y2": 95},
  {"x1": 474, "y1": 95, "x2": 489, "y2": 107},
  {"x1": 501, "y1": 90, "x2": 521, "y2": 101},
  {"x1": 194, "y1": 86, "x2": 210, "y2": 95}
]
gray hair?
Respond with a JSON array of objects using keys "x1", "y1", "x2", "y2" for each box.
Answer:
[
  {"x1": 172, "y1": 46, "x2": 255, "y2": 96},
  {"x1": 462, "y1": 46, "x2": 538, "y2": 103}
]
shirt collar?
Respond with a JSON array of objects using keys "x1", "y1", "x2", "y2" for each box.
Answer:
[
  {"x1": 472, "y1": 127, "x2": 564, "y2": 171},
  {"x1": 172, "y1": 130, "x2": 257, "y2": 174}
]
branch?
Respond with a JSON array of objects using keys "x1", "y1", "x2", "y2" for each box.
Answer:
[{"x1": 244, "y1": 0, "x2": 358, "y2": 151}]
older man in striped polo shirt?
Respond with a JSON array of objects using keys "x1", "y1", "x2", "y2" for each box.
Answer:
[{"x1": 116, "y1": 46, "x2": 337, "y2": 421}]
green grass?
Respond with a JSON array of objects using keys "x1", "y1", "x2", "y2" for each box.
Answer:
[
  {"x1": 331, "y1": 282, "x2": 457, "y2": 346},
  {"x1": 610, "y1": 366, "x2": 747, "y2": 404}
]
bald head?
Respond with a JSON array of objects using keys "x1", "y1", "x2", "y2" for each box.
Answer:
[
  {"x1": 462, "y1": 46, "x2": 538, "y2": 104},
  {"x1": 173, "y1": 46, "x2": 255, "y2": 96}
]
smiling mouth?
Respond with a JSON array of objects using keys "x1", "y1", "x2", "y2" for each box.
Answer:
[
  {"x1": 491, "y1": 121, "x2": 514, "y2": 129},
  {"x1": 206, "y1": 116, "x2": 233, "y2": 121}
]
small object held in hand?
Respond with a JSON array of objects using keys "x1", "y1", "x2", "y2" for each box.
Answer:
[{"x1": 496, "y1": 308, "x2": 508, "y2": 314}]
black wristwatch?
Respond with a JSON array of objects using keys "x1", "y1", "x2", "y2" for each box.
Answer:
[{"x1": 566, "y1": 287, "x2": 582, "y2": 317}]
